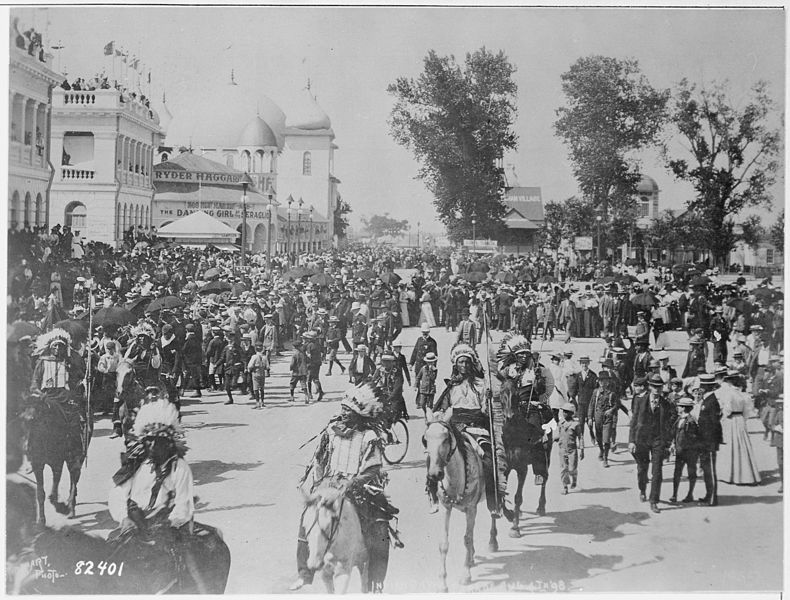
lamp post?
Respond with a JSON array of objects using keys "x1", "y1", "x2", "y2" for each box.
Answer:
[
  {"x1": 309, "y1": 205, "x2": 314, "y2": 253},
  {"x1": 296, "y1": 197, "x2": 304, "y2": 257},
  {"x1": 266, "y1": 198, "x2": 274, "y2": 272},
  {"x1": 596, "y1": 215, "x2": 603, "y2": 262},
  {"x1": 471, "y1": 209, "x2": 477, "y2": 254},
  {"x1": 240, "y1": 172, "x2": 253, "y2": 269},
  {"x1": 286, "y1": 195, "x2": 293, "y2": 261}
]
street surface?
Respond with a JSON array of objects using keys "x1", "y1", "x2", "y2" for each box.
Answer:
[{"x1": 32, "y1": 326, "x2": 783, "y2": 593}]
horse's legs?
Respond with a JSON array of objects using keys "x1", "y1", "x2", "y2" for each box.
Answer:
[
  {"x1": 536, "y1": 452, "x2": 549, "y2": 516},
  {"x1": 461, "y1": 507, "x2": 476, "y2": 586},
  {"x1": 49, "y1": 462, "x2": 63, "y2": 506},
  {"x1": 66, "y1": 460, "x2": 81, "y2": 518},
  {"x1": 537, "y1": 480, "x2": 547, "y2": 517},
  {"x1": 320, "y1": 566, "x2": 335, "y2": 594},
  {"x1": 510, "y1": 466, "x2": 526, "y2": 538},
  {"x1": 334, "y1": 568, "x2": 351, "y2": 594},
  {"x1": 438, "y1": 507, "x2": 450, "y2": 593},
  {"x1": 488, "y1": 514, "x2": 498, "y2": 553},
  {"x1": 32, "y1": 464, "x2": 46, "y2": 525}
]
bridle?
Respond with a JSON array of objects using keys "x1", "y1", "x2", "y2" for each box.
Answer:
[
  {"x1": 424, "y1": 420, "x2": 458, "y2": 468},
  {"x1": 302, "y1": 493, "x2": 346, "y2": 559}
]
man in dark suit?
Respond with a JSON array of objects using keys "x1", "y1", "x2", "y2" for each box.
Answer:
[
  {"x1": 391, "y1": 338, "x2": 411, "y2": 386},
  {"x1": 599, "y1": 287, "x2": 617, "y2": 335},
  {"x1": 567, "y1": 355, "x2": 598, "y2": 445},
  {"x1": 629, "y1": 375, "x2": 675, "y2": 514},
  {"x1": 696, "y1": 374, "x2": 723, "y2": 506},
  {"x1": 182, "y1": 323, "x2": 203, "y2": 397},
  {"x1": 410, "y1": 323, "x2": 437, "y2": 378},
  {"x1": 349, "y1": 344, "x2": 376, "y2": 384}
]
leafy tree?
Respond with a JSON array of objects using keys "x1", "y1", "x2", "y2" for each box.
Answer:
[
  {"x1": 361, "y1": 213, "x2": 409, "y2": 239},
  {"x1": 333, "y1": 196, "x2": 352, "y2": 241},
  {"x1": 665, "y1": 79, "x2": 782, "y2": 265},
  {"x1": 554, "y1": 55, "x2": 669, "y2": 249},
  {"x1": 739, "y1": 215, "x2": 765, "y2": 250},
  {"x1": 388, "y1": 47, "x2": 518, "y2": 242},
  {"x1": 770, "y1": 209, "x2": 784, "y2": 253},
  {"x1": 541, "y1": 196, "x2": 596, "y2": 249}
]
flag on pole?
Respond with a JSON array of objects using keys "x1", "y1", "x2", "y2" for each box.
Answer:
[
  {"x1": 131, "y1": 57, "x2": 140, "y2": 70},
  {"x1": 103, "y1": 40, "x2": 115, "y2": 56}
]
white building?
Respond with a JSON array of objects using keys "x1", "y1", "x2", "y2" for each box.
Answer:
[
  {"x1": 160, "y1": 77, "x2": 339, "y2": 252},
  {"x1": 48, "y1": 87, "x2": 163, "y2": 244},
  {"x1": 8, "y1": 20, "x2": 61, "y2": 230},
  {"x1": 636, "y1": 175, "x2": 660, "y2": 227}
]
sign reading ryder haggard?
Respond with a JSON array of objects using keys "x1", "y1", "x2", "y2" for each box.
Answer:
[{"x1": 155, "y1": 170, "x2": 243, "y2": 185}]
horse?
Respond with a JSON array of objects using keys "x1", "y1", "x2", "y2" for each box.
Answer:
[
  {"x1": 26, "y1": 393, "x2": 88, "y2": 525},
  {"x1": 115, "y1": 358, "x2": 153, "y2": 439},
  {"x1": 498, "y1": 375, "x2": 554, "y2": 538},
  {"x1": 424, "y1": 409, "x2": 490, "y2": 592},
  {"x1": 300, "y1": 481, "x2": 368, "y2": 594},
  {"x1": 8, "y1": 520, "x2": 231, "y2": 594}
]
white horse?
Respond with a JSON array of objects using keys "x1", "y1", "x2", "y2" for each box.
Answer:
[
  {"x1": 424, "y1": 410, "x2": 490, "y2": 592},
  {"x1": 301, "y1": 482, "x2": 368, "y2": 594}
]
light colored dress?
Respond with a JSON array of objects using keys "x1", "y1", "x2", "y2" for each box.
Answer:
[
  {"x1": 419, "y1": 291, "x2": 436, "y2": 328},
  {"x1": 718, "y1": 383, "x2": 762, "y2": 485}
]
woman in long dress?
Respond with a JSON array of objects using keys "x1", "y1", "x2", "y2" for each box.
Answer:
[
  {"x1": 398, "y1": 284, "x2": 410, "y2": 328},
  {"x1": 419, "y1": 289, "x2": 436, "y2": 328},
  {"x1": 718, "y1": 372, "x2": 762, "y2": 485}
]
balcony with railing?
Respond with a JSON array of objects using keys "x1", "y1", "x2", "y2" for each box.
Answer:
[
  {"x1": 52, "y1": 88, "x2": 160, "y2": 125},
  {"x1": 61, "y1": 167, "x2": 96, "y2": 181}
]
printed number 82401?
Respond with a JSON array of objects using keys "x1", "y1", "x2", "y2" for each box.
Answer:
[{"x1": 74, "y1": 561, "x2": 124, "y2": 576}]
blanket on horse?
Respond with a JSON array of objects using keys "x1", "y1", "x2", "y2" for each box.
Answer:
[{"x1": 27, "y1": 393, "x2": 85, "y2": 466}]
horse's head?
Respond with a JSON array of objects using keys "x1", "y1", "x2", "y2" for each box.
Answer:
[
  {"x1": 300, "y1": 484, "x2": 345, "y2": 571},
  {"x1": 423, "y1": 409, "x2": 455, "y2": 483},
  {"x1": 115, "y1": 358, "x2": 135, "y2": 398}
]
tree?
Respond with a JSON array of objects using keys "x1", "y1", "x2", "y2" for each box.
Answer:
[
  {"x1": 665, "y1": 79, "x2": 781, "y2": 265},
  {"x1": 333, "y1": 196, "x2": 352, "y2": 241},
  {"x1": 388, "y1": 47, "x2": 518, "y2": 242},
  {"x1": 554, "y1": 56, "x2": 669, "y2": 248},
  {"x1": 739, "y1": 215, "x2": 765, "y2": 250},
  {"x1": 770, "y1": 209, "x2": 784, "y2": 253},
  {"x1": 361, "y1": 213, "x2": 409, "y2": 239},
  {"x1": 541, "y1": 196, "x2": 596, "y2": 249}
]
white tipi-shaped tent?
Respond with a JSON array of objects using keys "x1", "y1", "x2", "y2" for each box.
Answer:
[{"x1": 157, "y1": 211, "x2": 239, "y2": 249}]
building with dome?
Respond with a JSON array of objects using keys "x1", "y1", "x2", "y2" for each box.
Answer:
[
  {"x1": 154, "y1": 76, "x2": 338, "y2": 255},
  {"x1": 636, "y1": 175, "x2": 660, "y2": 226}
]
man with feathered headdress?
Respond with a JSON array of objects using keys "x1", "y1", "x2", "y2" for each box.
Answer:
[
  {"x1": 291, "y1": 383, "x2": 401, "y2": 592},
  {"x1": 124, "y1": 322, "x2": 162, "y2": 388},
  {"x1": 29, "y1": 328, "x2": 85, "y2": 405},
  {"x1": 430, "y1": 343, "x2": 508, "y2": 516}
]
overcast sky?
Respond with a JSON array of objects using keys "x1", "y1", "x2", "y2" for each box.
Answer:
[{"x1": 19, "y1": 6, "x2": 785, "y2": 231}]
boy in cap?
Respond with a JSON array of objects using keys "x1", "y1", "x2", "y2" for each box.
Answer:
[
  {"x1": 324, "y1": 315, "x2": 346, "y2": 376},
  {"x1": 588, "y1": 370, "x2": 619, "y2": 467},
  {"x1": 247, "y1": 342, "x2": 269, "y2": 409},
  {"x1": 410, "y1": 322, "x2": 437, "y2": 379},
  {"x1": 414, "y1": 351, "x2": 438, "y2": 414},
  {"x1": 289, "y1": 338, "x2": 310, "y2": 403},
  {"x1": 557, "y1": 402, "x2": 584, "y2": 494},
  {"x1": 669, "y1": 396, "x2": 700, "y2": 503}
]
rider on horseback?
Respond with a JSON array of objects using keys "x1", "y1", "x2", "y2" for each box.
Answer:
[
  {"x1": 292, "y1": 383, "x2": 402, "y2": 593},
  {"x1": 29, "y1": 329, "x2": 85, "y2": 406},
  {"x1": 429, "y1": 343, "x2": 507, "y2": 517}
]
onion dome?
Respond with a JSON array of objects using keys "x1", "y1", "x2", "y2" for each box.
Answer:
[
  {"x1": 285, "y1": 85, "x2": 331, "y2": 130},
  {"x1": 238, "y1": 115, "x2": 278, "y2": 147},
  {"x1": 637, "y1": 175, "x2": 659, "y2": 194}
]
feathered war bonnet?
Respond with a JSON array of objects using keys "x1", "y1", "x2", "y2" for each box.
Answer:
[
  {"x1": 35, "y1": 328, "x2": 72, "y2": 355},
  {"x1": 132, "y1": 322, "x2": 156, "y2": 340},
  {"x1": 340, "y1": 383, "x2": 384, "y2": 418},
  {"x1": 450, "y1": 342, "x2": 485, "y2": 378},
  {"x1": 495, "y1": 333, "x2": 532, "y2": 369},
  {"x1": 133, "y1": 399, "x2": 187, "y2": 457}
]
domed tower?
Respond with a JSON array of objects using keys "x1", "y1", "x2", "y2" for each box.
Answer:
[
  {"x1": 278, "y1": 81, "x2": 338, "y2": 250},
  {"x1": 237, "y1": 114, "x2": 279, "y2": 195},
  {"x1": 636, "y1": 175, "x2": 660, "y2": 224}
]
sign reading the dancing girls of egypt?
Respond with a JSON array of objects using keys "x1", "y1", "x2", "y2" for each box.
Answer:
[{"x1": 154, "y1": 170, "x2": 243, "y2": 185}]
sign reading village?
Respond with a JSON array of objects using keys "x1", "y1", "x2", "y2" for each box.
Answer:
[{"x1": 155, "y1": 170, "x2": 243, "y2": 185}]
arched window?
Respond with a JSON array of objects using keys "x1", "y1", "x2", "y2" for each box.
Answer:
[
  {"x1": 145, "y1": 206, "x2": 150, "y2": 227},
  {"x1": 242, "y1": 150, "x2": 251, "y2": 172},
  {"x1": 23, "y1": 192, "x2": 32, "y2": 227},
  {"x1": 302, "y1": 151, "x2": 311, "y2": 176},
  {"x1": 225, "y1": 154, "x2": 235, "y2": 168},
  {"x1": 35, "y1": 193, "x2": 44, "y2": 226},
  {"x1": 9, "y1": 190, "x2": 20, "y2": 229},
  {"x1": 639, "y1": 195, "x2": 650, "y2": 218},
  {"x1": 161, "y1": 152, "x2": 169, "y2": 163},
  {"x1": 253, "y1": 150, "x2": 263, "y2": 173},
  {"x1": 652, "y1": 195, "x2": 659, "y2": 217},
  {"x1": 64, "y1": 201, "x2": 87, "y2": 229}
]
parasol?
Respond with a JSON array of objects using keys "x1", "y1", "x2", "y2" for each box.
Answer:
[
  {"x1": 8, "y1": 320, "x2": 41, "y2": 343},
  {"x1": 309, "y1": 273, "x2": 334, "y2": 287},
  {"x1": 355, "y1": 269, "x2": 377, "y2": 282},
  {"x1": 92, "y1": 307, "x2": 137, "y2": 328},
  {"x1": 203, "y1": 267, "x2": 221, "y2": 280},
  {"x1": 379, "y1": 272, "x2": 402, "y2": 286},
  {"x1": 495, "y1": 271, "x2": 515, "y2": 283},
  {"x1": 461, "y1": 271, "x2": 487, "y2": 283},
  {"x1": 537, "y1": 275, "x2": 557, "y2": 284},
  {"x1": 53, "y1": 319, "x2": 89, "y2": 346},
  {"x1": 125, "y1": 296, "x2": 152, "y2": 315},
  {"x1": 199, "y1": 281, "x2": 232, "y2": 294},
  {"x1": 631, "y1": 292, "x2": 657, "y2": 308},
  {"x1": 147, "y1": 296, "x2": 186, "y2": 313}
]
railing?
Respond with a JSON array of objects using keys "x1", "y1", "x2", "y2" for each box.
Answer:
[
  {"x1": 62, "y1": 168, "x2": 95, "y2": 180},
  {"x1": 53, "y1": 89, "x2": 159, "y2": 125}
]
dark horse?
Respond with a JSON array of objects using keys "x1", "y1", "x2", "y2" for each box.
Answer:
[
  {"x1": 26, "y1": 394, "x2": 89, "y2": 524},
  {"x1": 496, "y1": 371, "x2": 553, "y2": 540},
  {"x1": 9, "y1": 517, "x2": 231, "y2": 594}
]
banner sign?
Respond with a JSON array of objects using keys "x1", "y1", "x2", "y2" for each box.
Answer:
[
  {"x1": 154, "y1": 170, "x2": 243, "y2": 185},
  {"x1": 574, "y1": 236, "x2": 593, "y2": 250}
]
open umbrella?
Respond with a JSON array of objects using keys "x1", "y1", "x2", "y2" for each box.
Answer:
[
  {"x1": 199, "y1": 281, "x2": 232, "y2": 294},
  {"x1": 618, "y1": 274, "x2": 639, "y2": 284},
  {"x1": 231, "y1": 282, "x2": 248, "y2": 296},
  {"x1": 631, "y1": 292, "x2": 657, "y2": 308},
  {"x1": 468, "y1": 261, "x2": 490, "y2": 273},
  {"x1": 8, "y1": 321, "x2": 40, "y2": 343},
  {"x1": 460, "y1": 271, "x2": 487, "y2": 283},
  {"x1": 752, "y1": 287, "x2": 779, "y2": 301},
  {"x1": 596, "y1": 276, "x2": 616, "y2": 285},
  {"x1": 53, "y1": 319, "x2": 89, "y2": 346},
  {"x1": 147, "y1": 295, "x2": 186, "y2": 313},
  {"x1": 125, "y1": 296, "x2": 152, "y2": 316},
  {"x1": 203, "y1": 267, "x2": 221, "y2": 280},
  {"x1": 537, "y1": 275, "x2": 557, "y2": 284},
  {"x1": 355, "y1": 269, "x2": 377, "y2": 282},
  {"x1": 690, "y1": 276, "x2": 711, "y2": 287},
  {"x1": 283, "y1": 267, "x2": 312, "y2": 281},
  {"x1": 93, "y1": 307, "x2": 137, "y2": 328},
  {"x1": 309, "y1": 273, "x2": 334, "y2": 287},
  {"x1": 495, "y1": 271, "x2": 515, "y2": 283},
  {"x1": 379, "y1": 272, "x2": 402, "y2": 286},
  {"x1": 727, "y1": 297, "x2": 750, "y2": 313}
]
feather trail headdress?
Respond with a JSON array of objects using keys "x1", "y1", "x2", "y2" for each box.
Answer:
[
  {"x1": 340, "y1": 383, "x2": 384, "y2": 418},
  {"x1": 132, "y1": 399, "x2": 187, "y2": 456},
  {"x1": 35, "y1": 328, "x2": 71, "y2": 354},
  {"x1": 131, "y1": 322, "x2": 156, "y2": 339},
  {"x1": 495, "y1": 333, "x2": 532, "y2": 369}
]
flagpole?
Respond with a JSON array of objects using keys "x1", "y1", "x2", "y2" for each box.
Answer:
[{"x1": 83, "y1": 283, "x2": 95, "y2": 467}]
